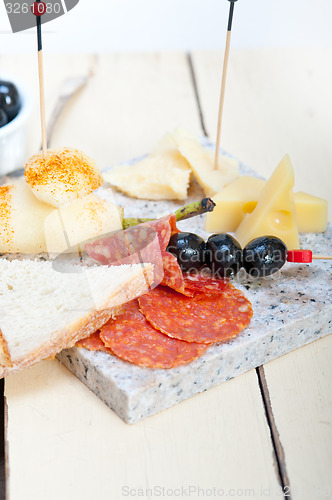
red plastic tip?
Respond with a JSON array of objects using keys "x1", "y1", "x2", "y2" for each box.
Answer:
[
  {"x1": 287, "y1": 249, "x2": 312, "y2": 263},
  {"x1": 31, "y1": 2, "x2": 46, "y2": 16}
]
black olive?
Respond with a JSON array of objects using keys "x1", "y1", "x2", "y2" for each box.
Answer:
[
  {"x1": 0, "y1": 109, "x2": 8, "y2": 128},
  {"x1": 166, "y1": 232, "x2": 205, "y2": 272},
  {"x1": 243, "y1": 236, "x2": 287, "y2": 277},
  {"x1": 0, "y1": 81, "x2": 21, "y2": 122},
  {"x1": 205, "y1": 233, "x2": 242, "y2": 278}
]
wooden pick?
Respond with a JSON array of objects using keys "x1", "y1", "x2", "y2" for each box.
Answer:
[
  {"x1": 35, "y1": 1, "x2": 47, "y2": 156},
  {"x1": 312, "y1": 255, "x2": 332, "y2": 260},
  {"x1": 214, "y1": 0, "x2": 238, "y2": 170}
]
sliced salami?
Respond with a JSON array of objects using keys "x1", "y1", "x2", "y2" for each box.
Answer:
[
  {"x1": 85, "y1": 214, "x2": 180, "y2": 288},
  {"x1": 100, "y1": 300, "x2": 209, "y2": 369},
  {"x1": 138, "y1": 285, "x2": 253, "y2": 344},
  {"x1": 183, "y1": 273, "x2": 230, "y2": 296},
  {"x1": 160, "y1": 251, "x2": 193, "y2": 296},
  {"x1": 76, "y1": 331, "x2": 110, "y2": 352},
  {"x1": 146, "y1": 214, "x2": 177, "y2": 251}
]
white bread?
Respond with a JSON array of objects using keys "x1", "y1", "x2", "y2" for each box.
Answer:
[
  {"x1": 0, "y1": 259, "x2": 153, "y2": 377},
  {"x1": 0, "y1": 180, "x2": 122, "y2": 254},
  {"x1": 24, "y1": 147, "x2": 103, "y2": 207}
]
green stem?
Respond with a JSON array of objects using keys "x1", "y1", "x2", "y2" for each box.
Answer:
[{"x1": 122, "y1": 197, "x2": 215, "y2": 229}]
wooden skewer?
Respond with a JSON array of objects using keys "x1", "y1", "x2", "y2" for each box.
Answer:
[
  {"x1": 214, "y1": 0, "x2": 237, "y2": 171},
  {"x1": 36, "y1": 1, "x2": 47, "y2": 156},
  {"x1": 312, "y1": 255, "x2": 332, "y2": 260}
]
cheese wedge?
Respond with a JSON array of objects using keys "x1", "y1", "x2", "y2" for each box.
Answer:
[
  {"x1": 205, "y1": 177, "x2": 328, "y2": 234},
  {"x1": 205, "y1": 176, "x2": 265, "y2": 232},
  {"x1": 104, "y1": 134, "x2": 191, "y2": 201},
  {"x1": 235, "y1": 155, "x2": 300, "y2": 249},
  {"x1": 172, "y1": 128, "x2": 239, "y2": 197}
]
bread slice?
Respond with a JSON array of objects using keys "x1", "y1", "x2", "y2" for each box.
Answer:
[{"x1": 0, "y1": 259, "x2": 153, "y2": 378}]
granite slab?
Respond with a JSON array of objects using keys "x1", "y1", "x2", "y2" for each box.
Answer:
[{"x1": 56, "y1": 148, "x2": 332, "y2": 424}]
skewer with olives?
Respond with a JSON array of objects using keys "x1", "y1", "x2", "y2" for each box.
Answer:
[{"x1": 166, "y1": 232, "x2": 316, "y2": 278}]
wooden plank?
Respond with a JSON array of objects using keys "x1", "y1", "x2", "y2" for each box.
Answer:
[
  {"x1": 44, "y1": 53, "x2": 205, "y2": 169},
  {"x1": 3, "y1": 53, "x2": 280, "y2": 499},
  {"x1": 191, "y1": 48, "x2": 332, "y2": 219},
  {"x1": 192, "y1": 48, "x2": 332, "y2": 496},
  {"x1": 6, "y1": 361, "x2": 280, "y2": 500},
  {"x1": 262, "y1": 335, "x2": 332, "y2": 500}
]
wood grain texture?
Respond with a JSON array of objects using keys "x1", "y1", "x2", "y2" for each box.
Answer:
[
  {"x1": 193, "y1": 48, "x2": 332, "y2": 498},
  {"x1": 43, "y1": 53, "x2": 203, "y2": 169},
  {"x1": 191, "y1": 48, "x2": 332, "y2": 219},
  {"x1": 3, "y1": 52, "x2": 280, "y2": 500},
  {"x1": 263, "y1": 335, "x2": 332, "y2": 500},
  {"x1": 6, "y1": 361, "x2": 280, "y2": 500}
]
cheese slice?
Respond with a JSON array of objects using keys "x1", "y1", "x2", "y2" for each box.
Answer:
[
  {"x1": 0, "y1": 180, "x2": 53, "y2": 254},
  {"x1": 205, "y1": 176, "x2": 328, "y2": 234},
  {"x1": 0, "y1": 181, "x2": 123, "y2": 255},
  {"x1": 44, "y1": 194, "x2": 123, "y2": 254},
  {"x1": 235, "y1": 155, "x2": 300, "y2": 249},
  {"x1": 205, "y1": 176, "x2": 265, "y2": 232},
  {"x1": 104, "y1": 134, "x2": 191, "y2": 200},
  {"x1": 172, "y1": 128, "x2": 239, "y2": 197}
]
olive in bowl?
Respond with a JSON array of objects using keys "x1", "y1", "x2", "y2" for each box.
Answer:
[
  {"x1": 0, "y1": 74, "x2": 33, "y2": 175},
  {"x1": 0, "y1": 81, "x2": 21, "y2": 123}
]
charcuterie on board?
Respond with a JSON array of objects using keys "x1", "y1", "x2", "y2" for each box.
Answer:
[{"x1": 0, "y1": 125, "x2": 330, "y2": 422}]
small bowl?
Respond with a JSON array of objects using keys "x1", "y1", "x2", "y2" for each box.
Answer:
[{"x1": 0, "y1": 73, "x2": 33, "y2": 175}]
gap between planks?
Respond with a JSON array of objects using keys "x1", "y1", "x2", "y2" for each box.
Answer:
[
  {"x1": 256, "y1": 366, "x2": 292, "y2": 499},
  {"x1": 0, "y1": 379, "x2": 5, "y2": 500},
  {"x1": 186, "y1": 53, "x2": 209, "y2": 138},
  {"x1": 186, "y1": 52, "x2": 292, "y2": 499}
]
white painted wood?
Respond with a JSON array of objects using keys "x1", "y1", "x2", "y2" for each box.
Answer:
[
  {"x1": 3, "y1": 53, "x2": 279, "y2": 500},
  {"x1": 193, "y1": 48, "x2": 332, "y2": 497},
  {"x1": 48, "y1": 53, "x2": 203, "y2": 168},
  {"x1": 6, "y1": 361, "x2": 280, "y2": 500},
  {"x1": 192, "y1": 48, "x2": 332, "y2": 219},
  {"x1": 263, "y1": 335, "x2": 332, "y2": 500}
]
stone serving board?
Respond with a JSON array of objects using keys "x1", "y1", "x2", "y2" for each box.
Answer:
[{"x1": 56, "y1": 146, "x2": 332, "y2": 424}]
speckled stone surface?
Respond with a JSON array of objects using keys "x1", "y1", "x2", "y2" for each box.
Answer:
[{"x1": 57, "y1": 146, "x2": 332, "y2": 424}]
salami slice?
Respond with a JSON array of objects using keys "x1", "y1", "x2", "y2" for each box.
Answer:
[
  {"x1": 183, "y1": 273, "x2": 230, "y2": 296},
  {"x1": 160, "y1": 251, "x2": 193, "y2": 296},
  {"x1": 85, "y1": 214, "x2": 181, "y2": 288},
  {"x1": 85, "y1": 215, "x2": 176, "y2": 264},
  {"x1": 145, "y1": 214, "x2": 177, "y2": 251},
  {"x1": 76, "y1": 331, "x2": 110, "y2": 352},
  {"x1": 100, "y1": 300, "x2": 209, "y2": 368},
  {"x1": 138, "y1": 285, "x2": 253, "y2": 344}
]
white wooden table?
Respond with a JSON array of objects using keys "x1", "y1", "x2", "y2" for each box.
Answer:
[{"x1": 1, "y1": 50, "x2": 331, "y2": 500}]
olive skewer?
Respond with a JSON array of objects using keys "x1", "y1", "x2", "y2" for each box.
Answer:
[
  {"x1": 166, "y1": 231, "x2": 332, "y2": 279},
  {"x1": 122, "y1": 201, "x2": 330, "y2": 278}
]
